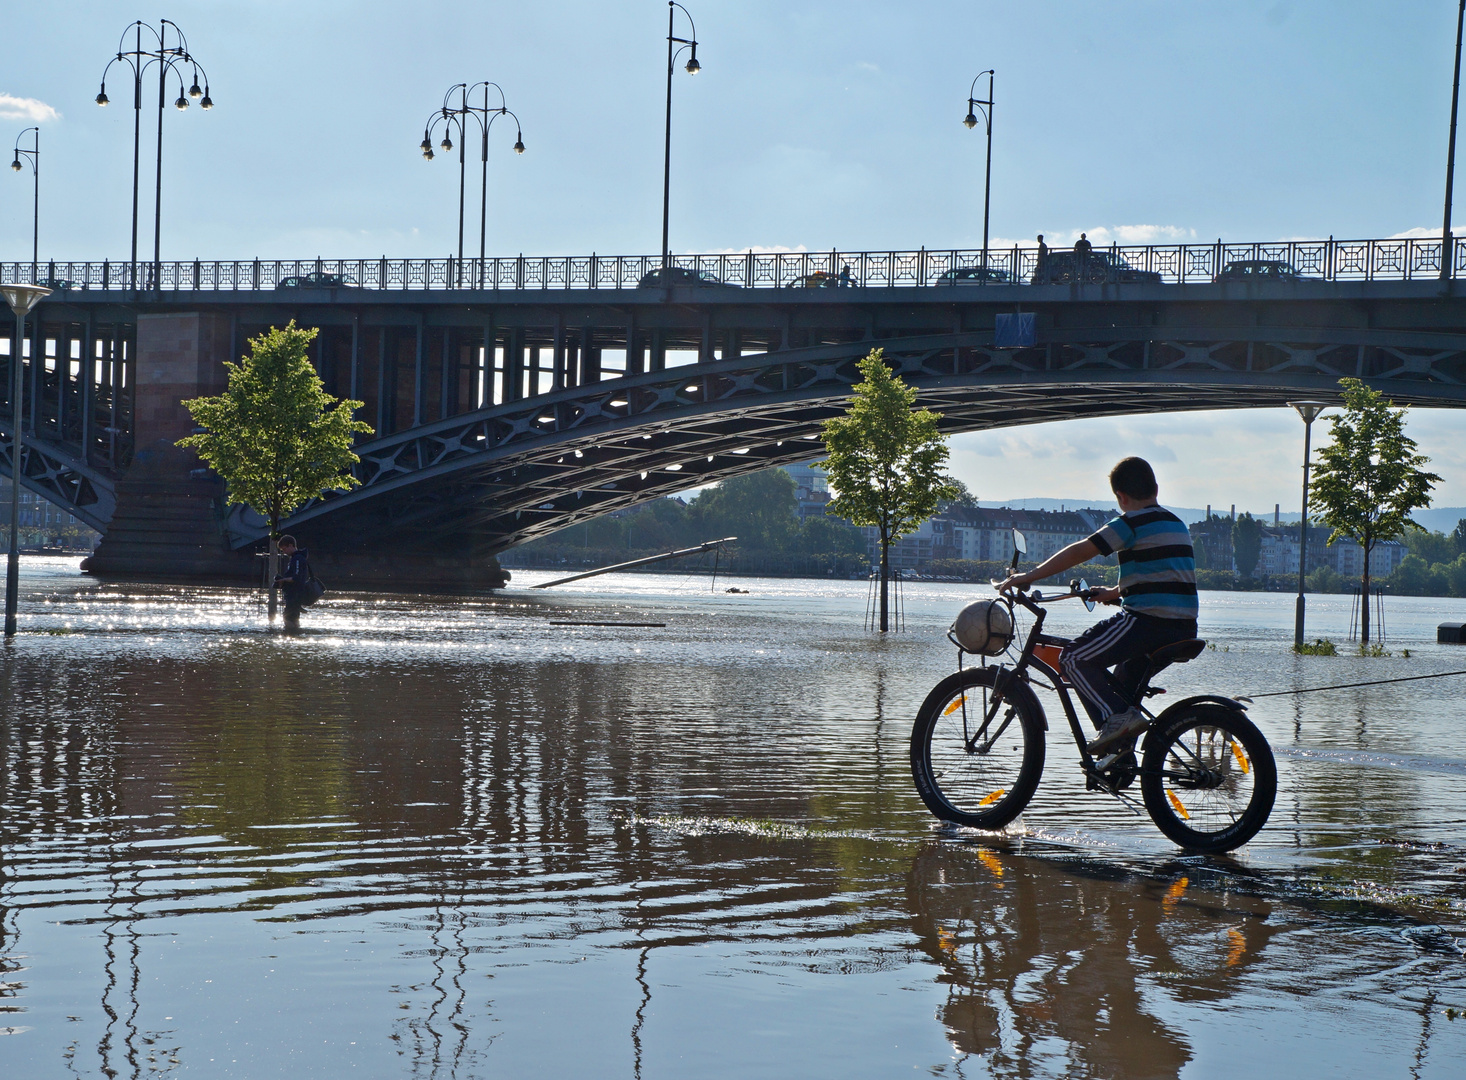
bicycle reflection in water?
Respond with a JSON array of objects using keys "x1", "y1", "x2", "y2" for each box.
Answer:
[{"x1": 906, "y1": 843, "x2": 1279, "y2": 1079}]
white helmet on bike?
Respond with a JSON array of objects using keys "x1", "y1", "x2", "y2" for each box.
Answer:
[{"x1": 951, "y1": 599, "x2": 1014, "y2": 656}]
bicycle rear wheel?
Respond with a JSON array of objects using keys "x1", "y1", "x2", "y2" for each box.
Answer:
[
  {"x1": 1140, "y1": 704, "x2": 1276, "y2": 852},
  {"x1": 910, "y1": 666, "x2": 1046, "y2": 829}
]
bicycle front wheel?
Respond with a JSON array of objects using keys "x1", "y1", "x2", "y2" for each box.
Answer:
[
  {"x1": 910, "y1": 666, "x2": 1046, "y2": 829},
  {"x1": 1140, "y1": 704, "x2": 1276, "y2": 852}
]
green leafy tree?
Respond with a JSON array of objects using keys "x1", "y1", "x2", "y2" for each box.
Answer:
[
  {"x1": 1309, "y1": 377, "x2": 1440, "y2": 642},
  {"x1": 819, "y1": 349, "x2": 959, "y2": 631},
  {"x1": 938, "y1": 477, "x2": 980, "y2": 515},
  {"x1": 689, "y1": 469, "x2": 798, "y2": 551},
  {"x1": 177, "y1": 322, "x2": 374, "y2": 621},
  {"x1": 1231, "y1": 512, "x2": 1263, "y2": 580},
  {"x1": 1453, "y1": 517, "x2": 1466, "y2": 557}
]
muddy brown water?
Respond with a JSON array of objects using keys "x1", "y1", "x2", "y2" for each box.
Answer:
[{"x1": 3, "y1": 557, "x2": 1465, "y2": 1077}]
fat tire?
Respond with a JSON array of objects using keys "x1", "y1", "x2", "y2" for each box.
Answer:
[
  {"x1": 1140, "y1": 704, "x2": 1276, "y2": 852},
  {"x1": 910, "y1": 666, "x2": 1047, "y2": 829}
]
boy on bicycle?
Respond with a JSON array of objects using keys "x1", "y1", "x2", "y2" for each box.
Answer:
[{"x1": 998, "y1": 457, "x2": 1198, "y2": 756}]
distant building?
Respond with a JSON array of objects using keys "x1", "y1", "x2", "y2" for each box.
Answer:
[
  {"x1": 783, "y1": 461, "x2": 833, "y2": 522},
  {"x1": 857, "y1": 505, "x2": 1116, "y2": 571},
  {"x1": 0, "y1": 481, "x2": 100, "y2": 549}
]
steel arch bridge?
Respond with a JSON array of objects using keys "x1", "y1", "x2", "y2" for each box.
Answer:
[
  {"x1": 3, "y1": 273, "x2": 1466, "y2": 563},
  {"x1": 224, "y1": 324, "x2": 1466, "y2": 556}
]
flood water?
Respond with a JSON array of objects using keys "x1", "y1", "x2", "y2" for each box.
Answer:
[{"x1": 3, "y1": 555, "x2": 1466, "y2": 1078}]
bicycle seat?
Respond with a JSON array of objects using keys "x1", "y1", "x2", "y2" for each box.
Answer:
[{"x1": 1147, "y1": 639, "x2": 1207, "y2": 666}]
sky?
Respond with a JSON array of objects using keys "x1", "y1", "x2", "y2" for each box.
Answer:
[{"x1": 2, "y1": 1, "x2": 1463, "y2": 518}]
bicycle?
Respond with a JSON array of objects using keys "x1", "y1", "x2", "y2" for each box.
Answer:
[{"x1": 910, "y1": 530, "x2": 1276, "y2": 853}]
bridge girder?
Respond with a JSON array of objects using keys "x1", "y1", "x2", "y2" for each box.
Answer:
[{"x1": 229, "y1": 326, "x2": 1466, "y2": 555}]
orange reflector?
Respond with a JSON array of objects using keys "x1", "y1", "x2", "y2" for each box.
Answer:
[
  {"x1": 978, "y1": 789, "x2": 1006, "y2": 807},
  {"x1": 1163, "y1": 876, "x2": 1189, "y2": 908},
  {"x1": 1167, "y1": 790, "x2": 1190, "y2": 820},
  {"x1": 943, "y1": 696, "x2": 966, "y2": 716},
  {"x1": 1226, "y1": 927, "x2": 1247, "y2": 966},
  {"x1": 1230, "y1": 740, "x2": 1251, "y2": 775}
]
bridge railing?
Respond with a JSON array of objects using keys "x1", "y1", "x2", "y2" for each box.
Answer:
[{"x1": 5, "y1": 236, "x2": 1465, "y2": 292}]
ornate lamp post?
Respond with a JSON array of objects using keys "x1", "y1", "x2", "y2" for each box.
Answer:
[
  {"x1": 10, "y1": 128, "x2": 39, "y2": 283},
  {"x1": 421, "y1": 82, "x2": 524, "y2": 287},
  {"x1": 96, "y1": 19, "x2": 213, "y2": 292},
  {"x1": 963, "y1": 70, "x2": 995, "y2": 274},
  {"x1": 3, "y1": 283, "x2": 50, "y2": 638},
  {"x1": 1288, "y1": 400, "x2": 1330, "y2": 648},
  {"x1": 661, "y1": 1, "x2": 701, "y2": 269}
]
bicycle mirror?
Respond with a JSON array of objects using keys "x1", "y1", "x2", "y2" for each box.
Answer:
[{"x1": 1079, "y1": 578, "x2": 1095, "y2": 612}]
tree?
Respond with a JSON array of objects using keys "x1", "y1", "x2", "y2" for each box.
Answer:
[
  {"x1": 689, "y1": 469, "x2": 798, "y2": 551},
  {"x1": 1454, "y1": 517, "x2": 1466, "y2": 558},
  {"x1": 1231, "y1": 512, "x2": 1263, "y2": 580},
  {"x1": 177, "y1": 322, "x2": 374, "y2": 621},
  {"x1": 1309, "y1": 377, "x2": 1440, "y2": 643},
  {"x1": 819, "y1": 349, "x2": 959, "y2": 631},
  {"x1": 938, "y1": 477, "x2": 980, "y2": 515}
]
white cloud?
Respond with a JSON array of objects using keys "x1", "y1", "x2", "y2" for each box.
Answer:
[
  {"x1": 1049, "y1": 224, "x2": 1198, "y2": 246},
  {"x1": 0, "y1": 94, "x2": 59, "y2": 123},
  {"x1": 699, "y1": 244, "x2": 809, "y2": 255},
  {"x1": 1388, "y1": 226, "x2": 1466, "y2": 239}
]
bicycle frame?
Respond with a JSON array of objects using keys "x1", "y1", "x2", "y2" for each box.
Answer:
[{"x1": 963, "y1": 588, "x2": 1141, "y2": 792}]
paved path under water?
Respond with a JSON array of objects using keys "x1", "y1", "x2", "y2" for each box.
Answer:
[{"x1": 2, "y1": 557, "x2": 1465, "y2": 1077}]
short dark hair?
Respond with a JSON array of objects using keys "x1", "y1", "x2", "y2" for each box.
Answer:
[
  {"x1": 277, "y1": 534, "x2": 297, "y2": 548},
  {"x1": 1109, "y1": 457, "x2": 1158, "y2": 499}
]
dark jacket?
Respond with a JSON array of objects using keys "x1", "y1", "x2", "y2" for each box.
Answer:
[{"x1": 278, "y1": 548, "x2": 310, "y2": 590}]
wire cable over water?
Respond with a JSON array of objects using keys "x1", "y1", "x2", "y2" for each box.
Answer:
[{"x1": 1237, "y1": 668, "x2": 1466, "y2": 700}]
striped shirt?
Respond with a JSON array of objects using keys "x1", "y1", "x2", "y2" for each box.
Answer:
[{"x1": 1088, "y1": 506, "x2": 1198, "y2": 619}]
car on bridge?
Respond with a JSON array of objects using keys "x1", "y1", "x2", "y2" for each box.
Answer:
[
  {"x1": 784, "y1": 270, "x2": 859, "y2": 288},
  {"x1": 1032, "y1": 251, "x2": 1162, "y2": 285},
  {"x1": 936, "y1": 265, "x2": 1013, "y2": 285},
  {"x1": 276, "y1": 271, "x2": 361, "y2": 289},
  {"x1": 636, "y1": 266, "x2": 736, "y2": 288},
  {"x1": 1213, "y1": 259, "x2": 1314, "y2": 283}
]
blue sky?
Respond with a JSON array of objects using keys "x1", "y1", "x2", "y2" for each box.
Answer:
[{"x1": 2, "y1": 1, "x2": 1463, "y2": 518}]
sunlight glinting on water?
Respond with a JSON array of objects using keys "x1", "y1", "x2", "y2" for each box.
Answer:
[{"x1": 4, "y1": 556, "x2": 1466, "y2": 1076}]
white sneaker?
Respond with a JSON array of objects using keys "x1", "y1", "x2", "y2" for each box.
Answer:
[{"x1": 1088, "y1": 707, "x2": 1149, "y2": 755}]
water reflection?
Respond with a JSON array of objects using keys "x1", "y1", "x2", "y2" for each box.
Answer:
[
  {"x1": 3, "y1": 559, "x2": 1466, "y2": 1077},
  {"x1": 907, "y1": 843, "x2": 1279, "y2": 1077}
]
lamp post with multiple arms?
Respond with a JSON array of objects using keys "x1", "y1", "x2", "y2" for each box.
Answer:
[
  {"x1": 421, "y1": 82, "x2": 524, "y2": 287},
  {"x1": 3, "y1": 283, "x2": 51, "y2": 639},
  {"x1": 1289, "y1": 401, "x2": 1330, "y2": 649},
  {"x1": 661, "y1": 1, "x2": 701, "y2": 270},
  {"x1": 96, "y1": 19, "x2": 213, "y2": 292},
  {"x1": 10, "y1": 128, "x2": 39, "y2": 283},
  {"x1": 963, "y1": 70, "x2": 995, "y2": 273}
]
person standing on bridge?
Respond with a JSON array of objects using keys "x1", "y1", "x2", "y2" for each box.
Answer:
[
  {"x1": 1035, "y1": 235, "x2": 1049, "y2": 282},
  {"x1": 1074, "y1": 232, "x2": 1093, "y2": 282},
  {"x1": 273, "y1": 535, "x2": 311, "y2": 632},
  {"x1": 998, "y1": 457, "x2": 1198, "y2": 757}
]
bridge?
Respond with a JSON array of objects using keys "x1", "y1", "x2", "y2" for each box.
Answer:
[{"x1": 3, "y1": 236, "x2": 1465, "y2": 583}]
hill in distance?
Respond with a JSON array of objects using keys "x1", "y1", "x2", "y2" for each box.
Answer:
[{"x1": 979, "y1": 498, "x2": 1466, "y2": 533}]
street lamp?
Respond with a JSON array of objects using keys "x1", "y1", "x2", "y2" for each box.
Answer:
[
  {"x1": 1444, "y1": 0, "x2": 1466, "y2": 279},
  {"x1": 10, "y1": 128, "x2": 39, "y2": 284},
  {"x1": 421, "y1": 82, "x2": 525, "y2": 287},
  {"x1": 963, "y1": 70, "x2": 995, "y2": 275},
  {"x1": 3, "y1": 283, "x2": 50, "y2": 639},
  {"x1": 96, "y1": 19, "x2": 214, "y2": 292},
  {"x1": 662, "y1": 1, "x2": 701, "y2": 269},
  {"x1": 1289, "y1": 401, "x2": 1330, "y2": 648}
]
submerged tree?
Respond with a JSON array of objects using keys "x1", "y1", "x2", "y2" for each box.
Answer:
[
  {"x1": 1309, "y1": 377, "x2": 1439, "y2": 644},
  {"x1": 177, "y1": 322, "x2": 374, "y2": 622},
  {"x1": 820, "y1": 349, "x2": 959, "y2": 631}
]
